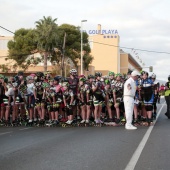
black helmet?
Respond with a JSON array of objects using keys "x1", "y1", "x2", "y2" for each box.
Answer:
[
  {"x1": 54, "y1": 76, "x2": 61, "y2": 81},
  {"x1": 141, "y1": 71, "x2": 148, "y2": 76},
  {"x1": 14, "y1": 75, "x2": 19, "y2": 82},
  {"x1": 36, "y1": 72, "x2": 44, "y2": 77},
  {"x1": 95, "y1": 72, "x2": 102, "y2": 77},
  {"x1": 88, "y1": 75, "x2": 94, "y2": 79},
  {"x1": 127, "y1": 70, "x2": 132, "y2": 75}
]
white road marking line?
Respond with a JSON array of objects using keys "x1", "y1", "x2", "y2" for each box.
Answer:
[
  {"x1": 0, "y1": 131, "x2": 13, "y2": 136},
  {"x1": 124, "y1": 102, "x2": 166, "y2": 170},
  {"x1": 19, "y1": 127, "x2": 32, "y2": 131}
]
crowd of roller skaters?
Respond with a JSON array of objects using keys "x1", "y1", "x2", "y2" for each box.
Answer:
[{"x1": 0, "y1": 68, "x2": 160, "y2": 127}]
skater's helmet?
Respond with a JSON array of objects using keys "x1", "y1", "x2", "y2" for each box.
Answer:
[
  {"x1": 105, "y1": 79, "x2": 110, "y2": 85},
  {"x1": 151, "y1": 73, "x2": 156, "y2": 79},
  {"x1": 108, "y1": 71, "x2": 115, "y2": 76},
  {"x1": 95, "y1": 72, "x2": 102, "y2": 77},
  {"x1": 88, "y1": 75, "x2": 94, "y2": 79}
]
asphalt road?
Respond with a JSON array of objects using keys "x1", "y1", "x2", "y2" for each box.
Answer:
[{"x1": 0, "y1": 98, "x2": 169, "y2": 170}]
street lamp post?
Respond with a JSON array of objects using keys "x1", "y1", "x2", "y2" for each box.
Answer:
[{"x1": 81, "y1": 20, "x2": 87, "y2": 75}]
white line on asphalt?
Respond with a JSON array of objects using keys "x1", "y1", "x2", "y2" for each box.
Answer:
[
  {"x1": 124, "y1": 102, "x2": 166, "y2": 170},
  {"x1": 0, "y1": 131, "x2": 13, "y2": 136},
  {"x1": 19, "y1": 127, "x2": 32, "y2": 131}
]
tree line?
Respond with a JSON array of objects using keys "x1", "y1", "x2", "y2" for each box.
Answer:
[{"x1": 5, "y1": 16, "x2": 93, "y2": 76}]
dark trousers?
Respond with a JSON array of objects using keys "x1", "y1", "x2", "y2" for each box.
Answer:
[{"x1": 165, "y1": 96, "x2": 170, "y2": 116}]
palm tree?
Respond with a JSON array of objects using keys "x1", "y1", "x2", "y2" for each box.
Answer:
[{"x1": 35, "y1": 16, "x2": 58, "y2": 71}]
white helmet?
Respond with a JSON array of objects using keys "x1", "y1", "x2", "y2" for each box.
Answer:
[
  {"x1": 70, "y1": 69, "x2": 77, "y2": 73},
  {"x1": 26, "y1": 76, "x2": 34, "y2": 81},
  {"x1": 151, "y1": 73, "x2": 156, "y2": 79}
]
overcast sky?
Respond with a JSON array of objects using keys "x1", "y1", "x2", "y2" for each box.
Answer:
[{"x1": 0, "y1": 0, "x2": 170, "y2": 81}]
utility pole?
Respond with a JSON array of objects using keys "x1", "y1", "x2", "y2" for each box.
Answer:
[
  {"x1": 81, "y1": 20, "x2": 87, "y2": 75},
  {"x1": 61, "y1": 32, "x2": 66, "y2": 77}
]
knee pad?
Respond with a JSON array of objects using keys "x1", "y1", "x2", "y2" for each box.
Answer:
[{"x1": 145, "y1": 105, "x2": 153, "y2": 111}]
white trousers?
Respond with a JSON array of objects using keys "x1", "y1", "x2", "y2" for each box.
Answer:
[{"x1": 124, "y1": 96, "x2": 134, "y2": 125}]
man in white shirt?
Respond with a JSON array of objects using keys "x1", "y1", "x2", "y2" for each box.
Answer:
[{"x1": 124, "y1": 70, "x2": 140, "y2": 130}]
